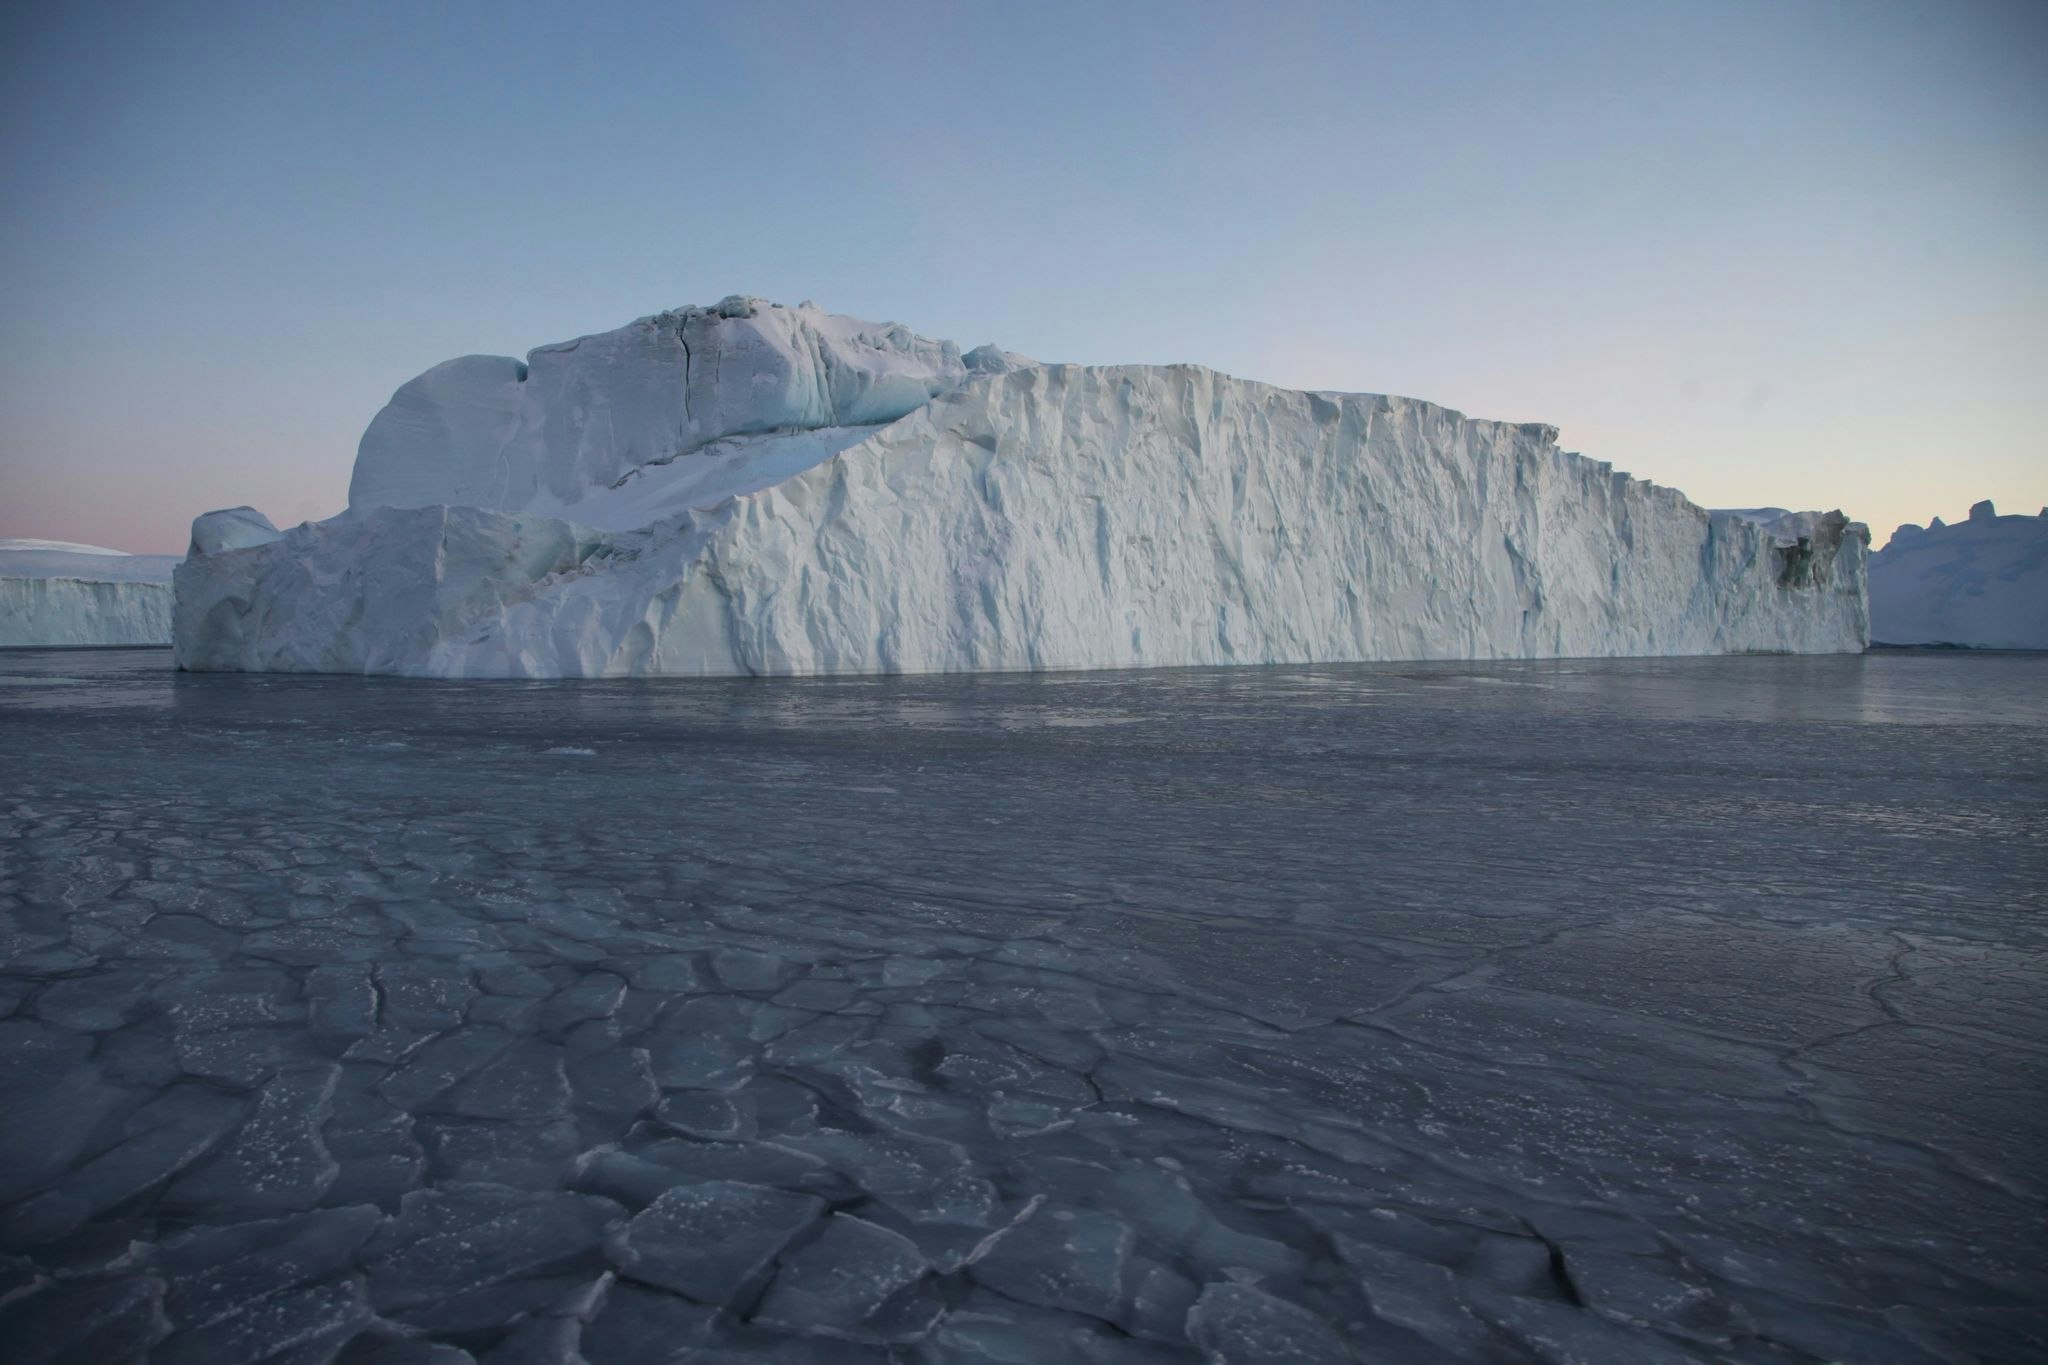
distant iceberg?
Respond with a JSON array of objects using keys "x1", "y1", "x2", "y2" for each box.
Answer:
[
  {"x1": 176, "y1": 297, "x2": 1870, "y2": 677},
  {"x1": 1, "y1": 539, "x2": 178, "y2": 647},
  {"x1": 1869, "y1": 501, "x2": 2047, "y2": 649}
]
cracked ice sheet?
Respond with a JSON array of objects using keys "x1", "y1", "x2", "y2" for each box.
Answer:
[{"x1": 0, "y1": 647, "x2": 2044, "y2": 1363}]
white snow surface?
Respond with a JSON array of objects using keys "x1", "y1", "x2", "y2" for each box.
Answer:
[
  {"x1": 348, "y1": 295, "x2": 1034, "y2": 516},
  {"x1": 178, "y1": 298, "x2": 1869, "y2": 677},
  {"x1": 0, "y1": 539, "x2": 177, "y2": 646},
  {"x1": 1869, "y1": 500, "x2": 2048, "y2": 648},
  {"x1": 188, "y1": 506, "x2": 282, "y2": 557},
  {"x1": 0, "y1": 539, "x2": 181, "y2": 583}
]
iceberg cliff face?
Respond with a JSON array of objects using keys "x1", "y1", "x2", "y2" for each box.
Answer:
[
  {"x1": 1, "y1": 540, "x2": 178, "y2": 646},
  {"x1": 1868, "y1": 501, "x2": 2047, "y2": 648},
  {"x1": 178, "y1": 301, "x2": 1868, "y2": 677}
]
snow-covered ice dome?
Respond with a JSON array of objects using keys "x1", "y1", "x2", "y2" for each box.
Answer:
[
  {"x1": 177, "y1": 298, "x2": 1870, "y2": 677},
  {"x1": 1868, "y1": 500, "x2": 2047, "y2": 649},
  {"x1": 187, "y1": 506, "x2": 283, "y2": 558},
  {"x1": 1, "y1": 538, "x2": 179, "y2": 646},
  {"x1": 345, "y1": 296, "x2": 1038, "y2": 519}
]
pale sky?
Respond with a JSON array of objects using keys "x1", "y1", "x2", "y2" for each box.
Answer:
[{"x1": 2, "y1": 0, "x2": 2043, "y2": 553}]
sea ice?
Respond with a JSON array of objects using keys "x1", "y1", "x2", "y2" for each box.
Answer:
[
  {"x1": 159, "y1": 1205, "x2": 383, "y2": 1333},
  {"x1": 968, "y1": 1204, "x2": 1135, "y2": 1322},
  {"x1": 604, "y1": 1180, "x2": 824, "y2": 1302},
  {"x1": 1184, "y1": 1283, "x2": 1355, "y2": 1364},
  {"x1": 359, "y1": 1186, "x2": 619, "y2": 1312},
  {"x1": 752, "y1": 1212, "x2": 938, "y2": 1343},
  {"x1": 4, "y1": 650, "x2": 2042, "y2": 1360}
]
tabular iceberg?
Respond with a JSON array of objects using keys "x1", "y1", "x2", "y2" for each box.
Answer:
[
  {"x1": 176, "y1": 297, "x2": 1869, "y2": 677},
  {"x1": 1, "y1": 539, "x2": 180, "y2": 646},
  {"x1": 1868, "y1": 500, "x2": 2047, "y2": 648}
]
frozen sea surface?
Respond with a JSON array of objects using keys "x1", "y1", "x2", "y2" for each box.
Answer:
[{"x1": 0, "y1": 648, "x2": 2043, "y2": 1364}]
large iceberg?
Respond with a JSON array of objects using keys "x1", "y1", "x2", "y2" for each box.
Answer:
[
  {"x1": 177, "y1": 297, "x2": 1869, "y2": 677},
  {"x1": 1, "y1": 539, "x2": 179, "y2": 646},
  {"x1": 1867, "y1": 500, "x2": 2047, "y2": 648}
]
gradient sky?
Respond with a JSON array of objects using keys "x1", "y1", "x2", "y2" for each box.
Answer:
[{"x1": 2, "y1": 0, "x2": 2043, "y2": 553}]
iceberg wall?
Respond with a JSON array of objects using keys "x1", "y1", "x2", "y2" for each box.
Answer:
[
  {"x1": 1868, "y1": 500, "x2": 2047, "y2": 648},
  {"x1": 176, "y1": 298, "x2": 1869, "y2": 678},
  {"x1": 1, "y1": 540, "x2": 178, "y2": 647}
]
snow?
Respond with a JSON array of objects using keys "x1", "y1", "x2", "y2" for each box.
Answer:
[
  {"x1": 187, "y1": 506, "x2": 282, "y2": 557},
  {"x1": 0, "y1": 539, "x2": 181, "y2": 584},
  {"x1": 2, "y1": 538, "x2": 131, "y2": 559},
  {"x1": 0, "y1": 538, "x2": 178, "y2": 646},
  {"x1": 178, "y1": 299, "x2": 1869, "y2": 677},
  {"x1": 346, "y1": 295, "x2": 1034, "y2": 516},
  {"x1": 1868, "y1": 500, "x2": 2048, "y2": 648}
]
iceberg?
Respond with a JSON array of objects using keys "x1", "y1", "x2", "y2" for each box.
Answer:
[
  {"x1": 188, "y1": 506, "x2": 283, "y2": 558},
  {"x1": 1, "y1": 539, "x2": 179, "y2": 647},
  {"x1": 176, "y1": 297, "x2": 1869, "y2": 677},
  {"x1": 1868, "y1": 500, "x2": 2047, "y2": 649}
]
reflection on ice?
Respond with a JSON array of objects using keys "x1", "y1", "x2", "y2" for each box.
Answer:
[{"x1": 0, "y1": 648, "x2": 2043, "y2": 1362}]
